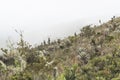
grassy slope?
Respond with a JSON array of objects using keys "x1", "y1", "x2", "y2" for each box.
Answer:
[{"x1": 1, "y1": 17, "x2": 120, "y2": 80}]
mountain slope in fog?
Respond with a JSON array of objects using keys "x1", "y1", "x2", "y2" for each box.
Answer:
[{"x1": 1, "y1": 16, "x2": 120, "y2": 80}]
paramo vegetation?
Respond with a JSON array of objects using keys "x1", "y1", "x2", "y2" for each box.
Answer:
[{"x1": 1, "y1": 16, "x2": 120, "y2": 80}]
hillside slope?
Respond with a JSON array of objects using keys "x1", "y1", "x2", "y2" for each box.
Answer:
[{"x1": 1, "y1": 16, "x2": 120, "y2": 80}]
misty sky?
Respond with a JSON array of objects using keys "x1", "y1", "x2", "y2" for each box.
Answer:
[{"x1": 0, "y1": 0, "x2": 120, "y2": 48}]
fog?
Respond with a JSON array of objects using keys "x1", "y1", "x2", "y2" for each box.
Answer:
[{"x1": 0, "y1": 0, "x2": 120, "y2": 48}]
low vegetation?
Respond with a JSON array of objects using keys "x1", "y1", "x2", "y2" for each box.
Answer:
[{"x1": 1, "y1": 16, "x2": 120, "y2": 80}]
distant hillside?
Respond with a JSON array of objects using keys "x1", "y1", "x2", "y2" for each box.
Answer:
[{"x1": 1, "y1": 16, "x2": 120, "y2": 80}]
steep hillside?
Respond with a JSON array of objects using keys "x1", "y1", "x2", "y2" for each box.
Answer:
[{"x1": 1, "y1": 16, "x2": 120, "y2": 80}]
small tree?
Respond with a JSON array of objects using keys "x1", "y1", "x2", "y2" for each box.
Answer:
[{"x1": 48, "y1": 38, "x2": 51, "y2": 45}]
